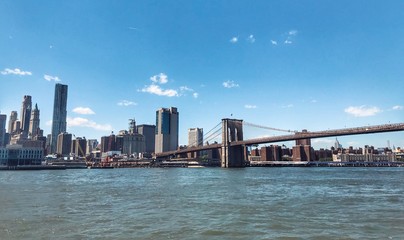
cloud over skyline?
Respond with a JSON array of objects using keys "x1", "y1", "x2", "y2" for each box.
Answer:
[
  {"x1": 247, "y1": 35, "x2": 256, "y2": 43},
  {"x1": 245, "y1": 104, "x2": 257, "y2": 109},
  {"x1": 223, "y1": 80, "x2": 239, "y2": 88},
  {"x1": 72, "y1": 107, "x2": 95, "y2": 115},
  {"x1": 282, "y1": 104, "x2": 294, "y2": 108},
  {"x1": 67, "y1": 117, "x2": 113, "y2": 131},
  {"x1": 1, "y1": 68, "x2": 32, "y2": 76},
  {"x1": 141, "y1": 73, "x2": 179, "y2": 97},
  {"x1": 344, "y1": 105, "x2": 381, "y2": 117},
  {"x1": 117, "y1": 100, "x2": 137, "y2": 106},
  {"x1": 141, "y1": 73, "x2": 199, "y2": 98},
  {"x1": 150, "y1": 73, "x2": 168, "y2": 84},
  {"x1": 392, "y1": 105, "x2": 403, "y2": 110},
  {"x1": 230, "y1": 37, "x2": 238, "y2": 43},
  {"x1": 284, "y1": 29, "x2": 298, "y2": 45},
  {"x1": 141, "y1": 84, "x2": 179, "y2": 97},
  {"x1": 44, "y1": 74, "x2": 61, "y2": 82}
]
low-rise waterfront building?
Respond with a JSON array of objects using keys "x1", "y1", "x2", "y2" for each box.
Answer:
[
  {"x1": 0, "y1": 144, "x2": 43, "y2": 166},
  {"x1": 333, "y1": 153, "x2": 396, "y2": 162}
]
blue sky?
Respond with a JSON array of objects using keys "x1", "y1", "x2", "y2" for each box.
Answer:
[{"x1": 1, "y1": 0, "x2": 403, "y2": 149}]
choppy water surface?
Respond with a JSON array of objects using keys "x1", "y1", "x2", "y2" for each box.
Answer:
[{"x1": 1, "y1": 167, "x2": 403, "y2": 239}]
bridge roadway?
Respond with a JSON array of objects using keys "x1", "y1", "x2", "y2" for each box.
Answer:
[{"x1": 156, "y1": 123, "x2": 404, "y2": 157}]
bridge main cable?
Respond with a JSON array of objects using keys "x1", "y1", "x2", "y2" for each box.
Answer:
[
  {"x1": 243, "y1": 121, "x2": 297, "y2": 133},
  {"x1": 187, "y1": 122, "x2": 222, "y2": 147}
]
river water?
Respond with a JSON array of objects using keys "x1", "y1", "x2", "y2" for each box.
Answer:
[{"x1": 0, "y1": 167, "x2": 403, "y2": 239}]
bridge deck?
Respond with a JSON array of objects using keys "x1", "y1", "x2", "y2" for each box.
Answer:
[{"x1": 156, "y1": 123, "x2": 404, "y2": 157}]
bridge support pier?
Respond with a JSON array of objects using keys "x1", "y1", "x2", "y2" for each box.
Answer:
[{"x1": 221, "y1": 118, "x2": 245, "y2": 168}]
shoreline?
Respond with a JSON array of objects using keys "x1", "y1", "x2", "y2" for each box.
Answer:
[{"x1": 1, "y1": 161, "x2": 404, "y2": 170}]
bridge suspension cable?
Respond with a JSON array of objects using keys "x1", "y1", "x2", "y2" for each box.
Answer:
[
  {"x1": 187, "y1": 122, "x2": 222, "y2": 147},
  {"x1": 203, "y1": 128, "x2": 222, "y2": 144},
  {"x1": 243, "y1": 121, "x2": 297, "y2": 133}
]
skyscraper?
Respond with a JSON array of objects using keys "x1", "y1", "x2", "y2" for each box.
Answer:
[
  {"x1": 72, "y1": 137, "x2": 87, "y2": 157},
  {"x1": 8, "y1": 111, "x2": 17, "y2": 134},
  {"x1": 57, "y1": 132, "x2": 72, "y2": 157},
  {"x1": 51, "y1": 83, "x2": 68, "y2": 153},
  {"x1": 20, "y1": 95, "x2": 32, "y2": 136},
  {"x1": 137, "y1": 124, "x2": 156, "y2": 153},
  {"x1": 155, "y1": 107, "x2": 179, "y2": 153},
  {"x1": 188, "y1": 128, "x2": 203, "y2": 147},
  {"x1": 86, "y1": 139, "x2": 98, "y2": 155},
  {"x1": 29, "y1": 103, "x2": 40, "y2": 137}
]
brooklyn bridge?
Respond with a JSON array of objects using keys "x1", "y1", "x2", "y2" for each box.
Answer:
[{"x1": 156, "y1": 119, "x2": 404, "y2": 168}]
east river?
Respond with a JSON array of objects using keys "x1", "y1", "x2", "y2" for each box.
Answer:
[{"x1": 1, "y1": 167, "x2": 403, "y2": 239}]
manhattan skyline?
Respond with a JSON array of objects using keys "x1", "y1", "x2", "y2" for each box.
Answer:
[{"x1": 0, "y1": 1, "x2": 403, "y2": 149}]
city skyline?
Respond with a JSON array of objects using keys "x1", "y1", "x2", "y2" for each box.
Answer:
[{"x1": 1, "y1": 1, "x2": 403, "y2": 149}]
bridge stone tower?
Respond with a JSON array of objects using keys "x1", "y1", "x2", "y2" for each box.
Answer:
[{"x1": 221, "y1": 118, "x2": 245, "y2": 168}]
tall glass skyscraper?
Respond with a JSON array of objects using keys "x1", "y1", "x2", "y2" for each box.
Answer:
[
  {"x1": 50, "y1": 83, "x2": 68, "y2": 153},
  {"x1": 155, "y1": 107, "x2": 179, "y2": 153},
  {"x1": 20, "y1": 95, "x2": 32, "y2": 136}
]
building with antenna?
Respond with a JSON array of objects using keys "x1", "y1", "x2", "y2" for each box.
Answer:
[
  {"x1": 116, "y1": 119, "x2": 145, "y2": 157},
  {"x1": 29, "y1": 103, "x2": 41, "y2": 138}
]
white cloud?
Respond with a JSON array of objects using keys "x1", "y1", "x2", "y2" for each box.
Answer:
[
  {"x1": 223, "y1": 80, "x2": 239, "y2": 88},
  {"x1": 141, "y1": 84, "x2": 178, "y2": 97},
  {"x1": 284, "y1": 29, "x2": 298, "y2": 45},
  {"x1": 44, "y1": 74, "x2": 61, "y2": 82},
  {"x1": 179, "y1": 86, "x2": 193, "y2": 92},
  {"x1": 344, "y1": 105, "x2": 381, "y2": 117},
  {"x1": 72, "y1": 107, "x2": 95, "y2": 115},
  {"x1": 282, "y1": 104, "x2": 294, "y2": 108},
  {"x1": 117, "y1": 100, "x2": 137, "y2": 106},
  {"x1": 311, "y1": 99, "x2": 317, "y2": 103},
  {"x1": 179, "y1": 86, "x2": 198, "y2": 97},
  {"x1": 247, "y1": 34, "x2": 256, "y2": 43},
  {"x1": 392, "y1": 105, "x2": 403, "y2": 110},
  {"x1": 1, "y1": 68, "x2": 32, "y2": 76},
  {"x1": 230, "y1": 37, "x2": 238, "y2": 43},
  {"x1": 142, "y1": 73, "x2": 198, "y2": 98},
  {"x1": 46, "y1": 120, "x2": 52, "y2": 126},
  {"x1": 67, "y1": 117, "x2": 113, "y2": 131},
  {"x1": 245, "y1": 104, "x2": 257, "y2": 109},
  {"x1": 288, "y1": 30, "x2": 298, "y2": 36},
  {"x1": 270, "y1": 40, "x2": 278, "y2": 45},
  {"x1": 150, "y1": 73, "x2": 168, "y2": 84}
]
